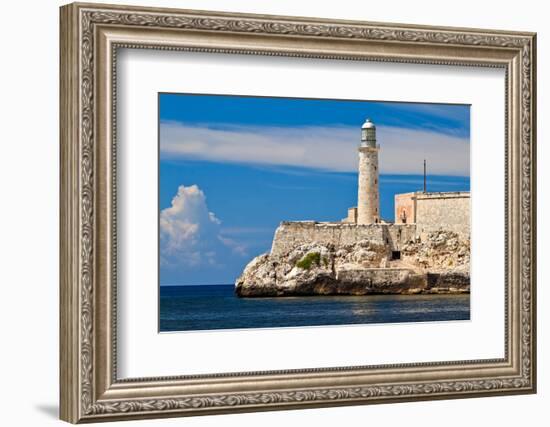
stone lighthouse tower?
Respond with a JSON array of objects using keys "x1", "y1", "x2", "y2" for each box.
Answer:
[{"x1": 357, "y1": 118, "x2": 380, "y2": 224}]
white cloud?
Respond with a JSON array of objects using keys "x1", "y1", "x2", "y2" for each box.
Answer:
[
  {"x1": 160, "y1": 184, "x2": 245, "y2": 269},
  {"x1": 160, "y1": 121, "x2": 470, "y2": 176}
]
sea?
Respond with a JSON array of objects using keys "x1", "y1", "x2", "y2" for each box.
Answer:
[{"x1": 159, "y1": 285, "x2": 470, "y2": 332}]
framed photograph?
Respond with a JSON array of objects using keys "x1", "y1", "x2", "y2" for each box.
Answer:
[{"x1": 60, "y1": 2, "x2": 537, "y2": 423}]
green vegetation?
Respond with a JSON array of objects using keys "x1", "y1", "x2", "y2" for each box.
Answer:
[{"x1": 296, "y1": 252, "x2": 321, "y2": 270}]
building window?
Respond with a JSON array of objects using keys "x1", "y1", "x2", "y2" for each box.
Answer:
[
  {"x1": 400, "y1": 209, "x2": 407, "y2": 224},
  {"x1": 391, "y1": 251, "x2": 401, "y2": 260}
]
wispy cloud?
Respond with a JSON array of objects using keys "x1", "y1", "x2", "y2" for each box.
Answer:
[
  {"x1": 387, "y1": 102, "x2": 470, "y2": 123},
  {"x1": 160, "y1": 121, "x2": 470, "y2": 176},
  {"x1": 265, "y1": 183, "x2": 321, "y2": 191}
]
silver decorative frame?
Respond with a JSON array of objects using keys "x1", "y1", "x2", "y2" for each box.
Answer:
[{"x1": 60, "y1": 2, "x2": 536, "y2": 423}]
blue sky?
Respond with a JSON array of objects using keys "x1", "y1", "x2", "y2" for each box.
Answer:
[{"x1": 159, "y1": 93, "x2": 470, "y2": 286}]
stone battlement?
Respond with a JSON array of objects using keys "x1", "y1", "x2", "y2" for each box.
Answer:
[
  {"x1": 271, "y1": 221, "x2": 416, "y2": 257},
  {"x1": 398, "y1": 191, "x2": 470, "y2": 199}
]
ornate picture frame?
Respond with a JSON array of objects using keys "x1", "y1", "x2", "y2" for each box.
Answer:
[{"x1": 60, "y1": 2, "x2": 536, "y2": 423}]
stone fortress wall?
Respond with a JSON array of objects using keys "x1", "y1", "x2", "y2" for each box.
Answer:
[
  {"x1": 395, "y1": 191, "x2": 470, "y2": 240},
  {"x1": 270, "y1": 191, "x2": 470, "y2": 259},
  {"x1": 270, "y1": 221, "x2": 416, "y2": 257}
]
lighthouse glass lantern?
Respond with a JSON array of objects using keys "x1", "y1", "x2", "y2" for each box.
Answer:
[{"x1": 361, "y1": 118, "x2": 377, "y2": 148}]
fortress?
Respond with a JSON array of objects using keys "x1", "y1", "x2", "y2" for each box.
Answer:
[{"x1": 236, "y1": 119, "x2": 470, "y2": 297}]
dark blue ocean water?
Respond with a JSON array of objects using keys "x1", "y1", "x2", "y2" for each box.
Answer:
[{"x1": 159, "y1": 285, "x2": 470, "y2": 332}]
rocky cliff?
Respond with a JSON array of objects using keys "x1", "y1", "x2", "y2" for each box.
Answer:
[{"x1": 235, "y1": 228, "x2": 470, "y2": 297}]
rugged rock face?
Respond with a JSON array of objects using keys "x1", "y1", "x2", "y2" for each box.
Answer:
[
  {"x1": 235, "y1": 230, "x2": 470, "y2": 297},
  {"x1": 401, "y1": 230, "x2": 470, "y2": 271}
]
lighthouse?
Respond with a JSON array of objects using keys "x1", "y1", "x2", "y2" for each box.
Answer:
[{"x1": 357, "y1": 118, "x2": 380, "y2": 224}]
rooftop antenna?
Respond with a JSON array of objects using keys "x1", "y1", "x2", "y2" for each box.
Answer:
[{"x1": 423, "y1": 159, "x2": 427, "y2": 193}]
